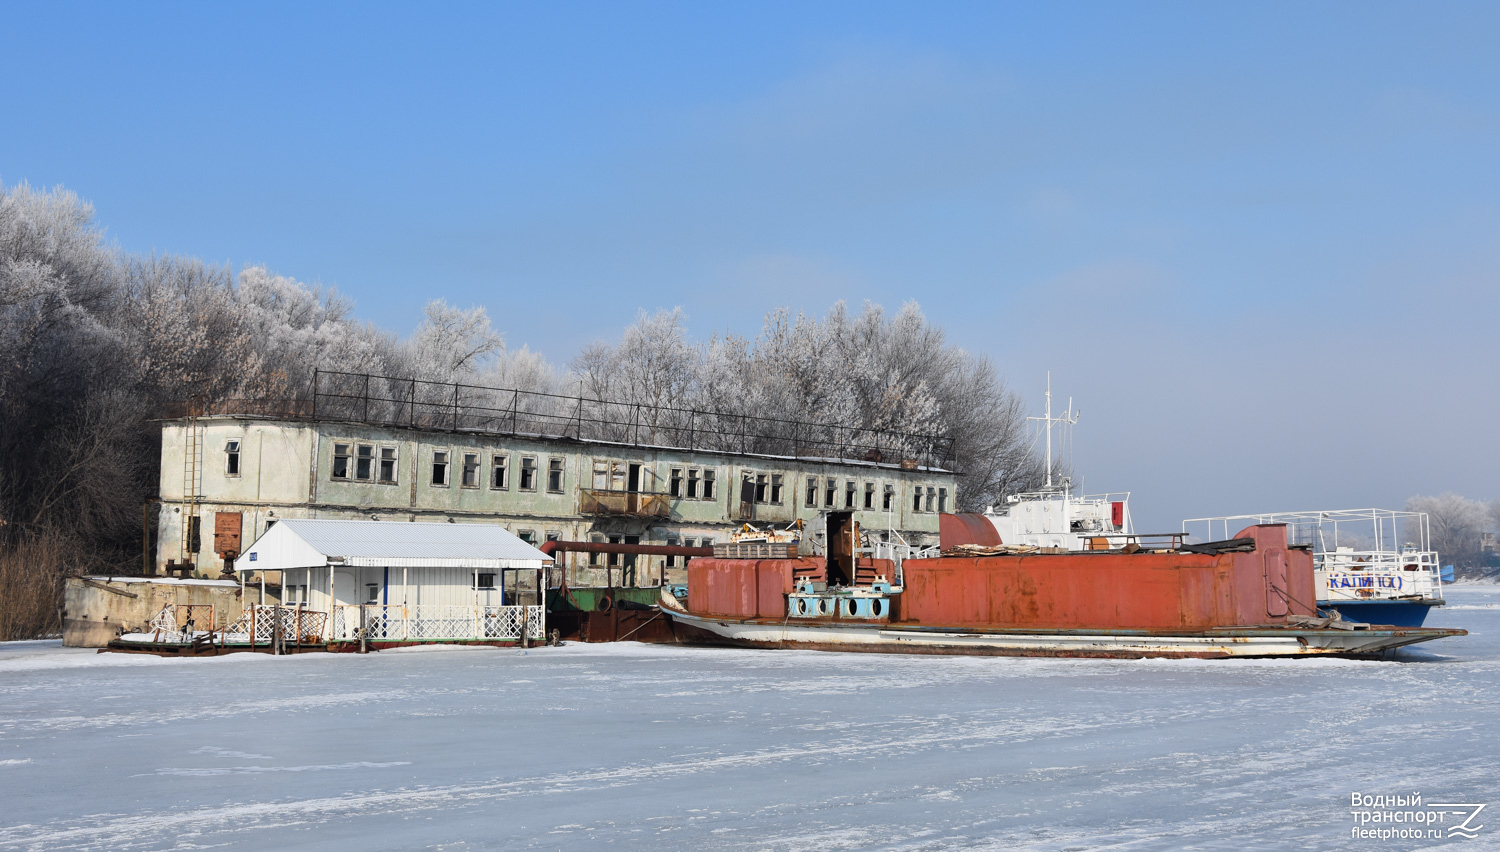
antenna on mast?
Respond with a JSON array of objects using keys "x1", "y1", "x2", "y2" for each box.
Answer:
[{"x1": 1027, "y1": 372, "x2": 1079, "y2": 490}]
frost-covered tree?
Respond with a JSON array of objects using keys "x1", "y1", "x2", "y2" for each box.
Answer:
[
  {"x1": 0, "y1": 177, "x2": 1051, "y2": 638},
  {"x1": 234, "y1": 265, "x2": 387, "y2": 399},
  {"x1": 568, "y1": 300, "x2": 1039, "y2": 509},
  {"x1": 399, "y1": 299, "x2": 504, "y2": 384},
  {"x1": 1407, "y1": 493, "x2": 1491, "y2": 569}
]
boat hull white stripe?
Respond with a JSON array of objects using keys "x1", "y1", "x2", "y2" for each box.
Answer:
[{"x1": 667, "y1": 612, "x2": 1453, "y2": 658}]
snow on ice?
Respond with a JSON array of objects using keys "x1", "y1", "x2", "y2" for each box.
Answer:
[{"x1": 1, "y1": 587, "x2": 1497, "y2": 850}]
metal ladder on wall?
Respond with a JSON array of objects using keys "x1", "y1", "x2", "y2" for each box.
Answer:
[{"x1": 180, "y1": 408, "x2": 203, "y2": 570}]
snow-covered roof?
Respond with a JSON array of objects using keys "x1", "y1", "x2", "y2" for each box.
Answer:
[{"x1": 239, "y1": 519, "x2": 551, "y2": 572}]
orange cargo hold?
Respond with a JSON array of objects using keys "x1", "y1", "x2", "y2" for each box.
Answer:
[
  {"x1": 689, "y1": 558, "x2": 823, "y2": 619},
  {"x1": 900, "y1": 524, "x2": 1316, "y2": 630}
]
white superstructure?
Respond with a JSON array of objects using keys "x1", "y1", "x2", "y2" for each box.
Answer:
[{"x1": 1182, "y1": 509, "x2": 1444, "y2": 607}]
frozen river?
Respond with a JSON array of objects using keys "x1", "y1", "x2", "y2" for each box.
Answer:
[{"x1": 2, "y1": 586, "x2": 1497, "y2": 851}]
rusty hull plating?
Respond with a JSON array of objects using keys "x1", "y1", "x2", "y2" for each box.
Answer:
[{"x1": 672, "y1": 524, "x2": 1466, "y2": 658}]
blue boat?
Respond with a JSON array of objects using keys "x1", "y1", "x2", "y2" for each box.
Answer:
[{"x1": 1185, "y1": 509, "x2": 1445, "y2": 628}]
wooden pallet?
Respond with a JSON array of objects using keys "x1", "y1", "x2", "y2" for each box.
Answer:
[{"x1": 713, "y1": 542, "x2": 800, "y2": 559}]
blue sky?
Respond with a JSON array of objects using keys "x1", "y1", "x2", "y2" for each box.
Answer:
[{"x1": 3, "y1": 1, "x2": 1497, "y2": 528}]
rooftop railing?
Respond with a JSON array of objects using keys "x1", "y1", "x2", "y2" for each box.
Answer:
[{"x1": 181, "y1": 370, "x2": 957, "y2": 471}]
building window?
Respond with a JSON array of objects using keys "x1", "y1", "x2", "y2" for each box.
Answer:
[
  {"x1": 926, "y1": 487, "x2": 936, "y2": 513},
  {"x1": 474, "y1": 573, "x2": 496, "y2": 590},
  {"x1": 332, "y1": 443, "x2": 351, "y2": 479},
  {"x1": 356, "y1": 444, "x2": 374, "y2": 481},
  {"x1": 518, "y1": 529, "x2": 537, "y2": 546},
  {"x1": 671, "y1": 467, "x2": 714, "y2": 500},
  {"x1": 806, "y1": 477, "x2": 818, "y2": 507},
  {"x1": 845, "y1": 480, "x2": 856, "y2": 509},
  {"x1": 286, "y1": 584, "x2": 307, "y2": 606},
  {"x1": 431, "y1": 451, "x2": 449, "y2": 486},
  {"x1": 607, "y1": 534, "x2": 622, "y2": 567},
  {"x1": 864, "y1": 482, "x2": 875, "y2": 509},
  {"x1": 547, "y1": 458, "x2": 565, "y2": 493},
  {"x1": 365, "y1": 583, "x2": 381, "y2": 604},
  {"x1": 490, "y1": 454, "x2": 509, "y2": 490},
  {"x1": 883, "y1": 484, "x2": 895, "y2": 511},
  {"x1": 938, "y1": 487, "x2": 948, "y2": 513},
  {"x1": 913, "y1": 490, "x2": 923, "y2": 512},
  {"x1": 665, "y1": 534, "x2": 680, "y2": 568},
  {"x1": 769, "y1": 474, "x2": 784, "y2": 504},
  {"x1": 519, "y1": 456, "x2": 537, "y2": 491},
  {"x1": 753, "y1": 473, "x2": 769, "y2": 503},
  {"x1": 589, "y1": 533, "x2": 605, "y2": 566},
  {"x1": 379, "y1": 447, "x2": 399, "y2": 484},
  {"x1": 461, "y1": 453, "x2": 480, "y2": 488},
  {"x1": 825, "y1": 477, "x2": 836, "y2": 507},
  {"x1": 224, "y1": 440, "x2": 241, "y2": 476},
  {"x1": 546, "y1": 530, "x2": 561, "y2": 544}
]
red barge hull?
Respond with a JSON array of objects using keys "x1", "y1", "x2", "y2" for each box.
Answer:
[{"x1": 666, "y1": 525, "x2": 1464, "y2": 659}]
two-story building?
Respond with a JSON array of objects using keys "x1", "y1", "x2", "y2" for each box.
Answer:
[{"x1": 155, "y1": 375, "x2": 959, "y2": 593}]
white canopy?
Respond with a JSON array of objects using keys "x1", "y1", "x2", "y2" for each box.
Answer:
[{"x1": 239, "y1": 518, "x2": 552, "y2": 573}]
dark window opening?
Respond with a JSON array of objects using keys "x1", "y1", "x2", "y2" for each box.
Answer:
[
  {"x1": 474, "y1": 573, "x2": 496, "y2": 590},
  {"x1": 845, "y1": 480, "x2": 856, "y2": 509},
  {"x1": 864, "y1": 482, "x2": 875, "y2": 509},
  {"x1": 332, "y1": 443, "x2": 351, "y2": 479},
  {"x1": 825, "y1": 477, "x2": 837, "y2": 507},
  {"x1": 356, "y1": 444, "x2": 374, "y2": 481},
  {"x1": 431, "y1": 451, "x2": 449, "y2": 486},
  {"x1": 547, "y1": 458, "x2": 565, "y2": 493},
  {"x1": 225, "y1": 440, "x2": 241, "y2": 476},
  {"x1": 769, "y1": 474, "x2": 783, "y2": 504},
  {"x1": 379, "y1": 447, "x2": 398, "y2": 483},
  {"x1": 806, "y1": 477, "x2": 818, "y2": 507},
  {"x1": 669, "y1": 467, "x2": 684, "y2": 498},
  {"x1": 702, "y1": 469, "x2": 716, "y2": 500},
  {"x1": 686, "y1": 469, "x2": 699, "y2": 498},
  {"x1": 519, "y1": 456, "x2": 537, "y2": 491},
  {"x1": 491, "y1": 454, "x2": 509, "y2": 489},
  {"x1": 461, "y1": 453, "x2": 480, "y2": 488}
]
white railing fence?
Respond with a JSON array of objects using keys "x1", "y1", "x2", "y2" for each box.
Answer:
[
  {"x1": 1315, "y1": 549, "x2": 1442, "y2": 603},
  {"x1": 328, "y1": 605, "x2": 546, "y2": 642},
  {"x1": 219, "y1": 606, "x2": 328, "y2": 644}
]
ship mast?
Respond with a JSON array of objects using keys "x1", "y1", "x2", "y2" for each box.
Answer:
[{"x1": 1029, "y1": 373, "x2": 1078, "y2": 491}]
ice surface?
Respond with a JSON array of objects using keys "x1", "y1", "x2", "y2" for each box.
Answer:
[{"x1": 1, "y1": 587, "x2": 1497, "y2": 851}]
